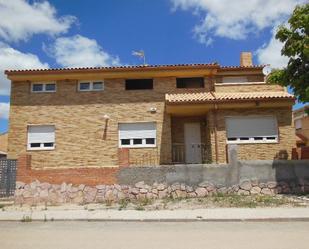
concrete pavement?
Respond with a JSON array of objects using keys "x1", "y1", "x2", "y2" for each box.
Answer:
[
  {"x1": 1, "y1": 207, "x2": 309, "y2": 221},
  {"x1": 1, "y1": 221, "x2": 309, "y2": 249}
]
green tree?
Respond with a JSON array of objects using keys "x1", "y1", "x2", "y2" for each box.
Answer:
[{"x1": 267, "y1": 4, "x2": 309, "y2": 103}]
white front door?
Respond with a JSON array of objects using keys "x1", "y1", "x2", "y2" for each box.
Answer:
[{"x1": 184, "y1": 122, "x2": 202, "y2": 164}]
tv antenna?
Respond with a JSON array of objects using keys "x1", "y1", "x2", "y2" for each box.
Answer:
[
  {"x1": 132, "y1": 50, "x2": 146, "y2": 65},
  {"x1": 262, "y1": 64, "x2": 272, "y2": 76}
]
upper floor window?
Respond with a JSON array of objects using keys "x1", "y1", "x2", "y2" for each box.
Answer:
[
  {"x1": 176, "y1": 77, "x2": 204, "y2": 88},
  {"x1": 27, "y1": 125, "x2": 55, "y2": 150},
  {"x1": 222, "y1": 76, "x2": 247, "y2": 84},
  {"x1": 31, "y1": 82, "x2": 56, "y2": 93},
  {"x1": 78, "y1": 81, "x2": 104, "y2": 91},
  {"x1": 125, "y1": 79, "x2": 153, "y2": 90}
]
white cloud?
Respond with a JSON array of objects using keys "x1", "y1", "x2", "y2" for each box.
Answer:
[
  {"x1": 0, "y1": 42, "x2": 49, "y2": 95},
  {"x1": 0, "y1": 102, "x2": 9, "y2": 119},
  {"x1": 44, "y1": 35, "x2": 120, "y2": 67},
  {"x1": 171, "y1": 0, "x2": 305, "y2": 43},
  {"x1": 0, "y1": 0, "x2": 76, "y2": 42},
  {"x1": 256, "y1": 28, "x2": 289, "y2": 68}
]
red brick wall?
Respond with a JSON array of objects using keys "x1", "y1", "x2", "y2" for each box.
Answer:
[
  {"x1": 300, "y1": 147, "x2": 309, "y2": 159},
  {"x1": 17, "y1": 154, "x2": 119, "y2": 186},
  {"x1": 118, "y1": 148, "x2": 129, "y2": 167},
  {"x1": 291, "y1": 147, "x2": 309, "y2": 160}
]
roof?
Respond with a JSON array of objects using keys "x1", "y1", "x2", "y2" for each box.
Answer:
[
  {"x1": 166, "y1": 91, "x2": 294, "y2": 104},
  {"x1": 4, "y1": 63, "x2": 264, "y2": 75}
]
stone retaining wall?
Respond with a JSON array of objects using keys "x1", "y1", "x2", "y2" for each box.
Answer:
[
  {"x1": 14, "y1": 148, "x2": 309, "y2": 205},
  {"x1": 15, "y1": 179, "x2": 309, "y2": 205}
]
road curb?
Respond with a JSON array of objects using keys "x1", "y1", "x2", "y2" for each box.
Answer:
[{"x1": 1, "y1": 217, "x2": 309, "y2": 222}]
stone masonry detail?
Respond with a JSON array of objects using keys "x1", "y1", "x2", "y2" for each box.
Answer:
[{"x1": 15, "y1": 179, "x2": 309, "y2": 206}]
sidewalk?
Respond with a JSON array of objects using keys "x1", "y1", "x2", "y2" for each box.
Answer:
[{"x1": 1, "y1": 207, "x2": 309, "y2": 222}]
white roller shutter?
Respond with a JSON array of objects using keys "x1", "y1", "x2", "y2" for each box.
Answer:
[
  {"x1": 226, "y1": 116, "x2": 277, "y2": 138},
  {"x1": 28, "y1": 125, "x2": 55, "y2": 144},
  {"x1": 119, "y1": 122, "x2": 156, "y2": 139}
]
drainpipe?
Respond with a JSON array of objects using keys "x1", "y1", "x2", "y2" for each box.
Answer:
[{"x1": 210, "y1": 91, "x2": 219, "y2": 163}]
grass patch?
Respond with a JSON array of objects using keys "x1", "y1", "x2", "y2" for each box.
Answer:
[
  {"x1": 105, "y1": 199, "x2": 113, "y2": 207},
  {"x1": 133, "y1": 198, "x2": 154, "y2": 211},
  {"x1": 21, "y1": 215, "x2": 32, "y2": 222},
  {"x1": 118, "y1": 199, "x2": 130, "y2": 210},
  {"x1": 200, "y1": 194, "x2": 294, "y2": 208}
]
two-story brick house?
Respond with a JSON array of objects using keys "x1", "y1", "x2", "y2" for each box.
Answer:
[{"x1": 5, "y1": 52, "x2": 295, "y2": 173}]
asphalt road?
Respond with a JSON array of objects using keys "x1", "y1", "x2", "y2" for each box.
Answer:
[{"x1": 1, "y1": 221, "x2": 309, "y2": 249}]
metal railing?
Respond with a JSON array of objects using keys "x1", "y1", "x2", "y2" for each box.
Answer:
[
  {"x1": 172, "y1": 143, "x2": 209, "y2": 164},
  {"x1": 172, "y1": 143, "x2": 185, "y2": 163},
  {"x1": 0, "y1": 159, "x2": 17, "y2": 198}
]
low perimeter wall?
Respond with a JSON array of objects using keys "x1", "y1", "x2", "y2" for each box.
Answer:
[{"x1": 15, "y1": 146, "x2": 309, "y2": 205}]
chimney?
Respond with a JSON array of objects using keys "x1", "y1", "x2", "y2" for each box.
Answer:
[{"x1": 240, "y1": 52, "x2": 252, "y2": 67}]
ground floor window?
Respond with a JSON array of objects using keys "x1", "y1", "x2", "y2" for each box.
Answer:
[
  {"x1": 27, "y1": 125, "x2": 55, "y2": 150},
  {"x1": 225, "y1": 116, "x2": 278, "y2": 144},
  {"x1": 118, "y1": 122, "x2": 156, "y2": 148}
]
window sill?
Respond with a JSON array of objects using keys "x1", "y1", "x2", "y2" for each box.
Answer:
[
  {"x1": 226, "y1": 140, "x2": 278, "y2": 145},
  {"x1": 78, "y1": 89, "x2": 104, "y2": 92},
  {"x1": 119, "y1": 145, "x2": 157, "y2": 149},
  {"x1": 215, "y1": 82, "x2": 266, "y2": 86},
  {"x1": 31, "y1": 91, "x2": 56, "y2": 93},
  {"x1": 27, "y1": 147, "x2": 55, "y2": 151}
]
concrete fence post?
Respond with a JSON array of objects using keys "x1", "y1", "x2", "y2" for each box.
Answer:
[{"x1": 227, "y1": 144, "x2": 240, "y2": 186}]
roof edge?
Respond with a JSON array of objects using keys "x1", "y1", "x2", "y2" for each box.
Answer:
[
  {"x1": 5, "y1": 63, "x2": 265, "y2": 75},
  {"x1": 5, "y1": 63, "x2": 220, "y2": 75}
]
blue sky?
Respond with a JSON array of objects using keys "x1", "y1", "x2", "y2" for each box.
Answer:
[{"x1": 0, "y1": 0, "x2": 307, "y2": 133}]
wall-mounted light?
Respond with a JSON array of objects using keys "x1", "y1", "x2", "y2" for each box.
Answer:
[
  {"x1": 103, "y1": 114, "x2": 110, "y2": 120},
  {"x1": 149, "y1": 107, "x2": 157, "y2": 113}
]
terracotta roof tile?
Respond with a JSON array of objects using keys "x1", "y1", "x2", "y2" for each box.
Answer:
[
  {"x1": 219, "y1": 65, "x2": 264, "y2": 70},
  {"x1": 165, "y1": 92, "x2": 215, "y2": 103},
  {"x1": 5, "y1": 63, "x2": 219, "y2": 74},
  {"x1": 166, "y1": 91, "x2": 294, "y2": 104},
  {"x1": 214, "y1": 91, "x2": 294, "y2": 101},
  {"x1": 4, "y1": 63, "x2": 265, "y2": 74}
]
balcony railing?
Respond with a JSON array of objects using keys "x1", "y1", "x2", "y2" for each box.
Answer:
[
  {"x1": 172, "y1": 143, "x2": 185, "y2": 163},
  {"x1": 172, "y1": 143, "x2": 209, "y2": 164}
]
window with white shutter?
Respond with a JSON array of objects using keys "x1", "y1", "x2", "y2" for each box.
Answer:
[
  {"x1": 118, "y1": 122, "x2": 156, "y2": 148},
  {"x1": 27, "y1": 125, "x2": 55, "y2": 150},
  {"x1": 225, "y1": 116, "x2": 278, "y2": 144}
]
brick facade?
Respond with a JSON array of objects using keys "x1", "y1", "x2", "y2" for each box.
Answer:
[
  {"x1": 208, "y1": 107, "x2": 295, "y2": 163},
  {"x1": 17, "y1": 154, "x2": 119, "y2": 185},
  {"x1": 7, "y1": 65, "x2": 295, "y2": 179},
  {"x1": 8, "y1": 78, "x2": 176, "y2": 168}
]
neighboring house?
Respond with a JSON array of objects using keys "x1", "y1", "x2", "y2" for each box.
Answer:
[
  {"x1": 5, "y1": 52, "x2": 295, "y2": 170},
  {"x1": 0, "y1": 132, "x2": 8, "y2": 159},
  {"x1": 293, "y1": 105, "x2": 309, "y2": 147}
]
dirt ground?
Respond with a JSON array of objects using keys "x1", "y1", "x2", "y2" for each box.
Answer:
[{"x1": 2, "y1": 194, "x2": 309, "y2": 212}]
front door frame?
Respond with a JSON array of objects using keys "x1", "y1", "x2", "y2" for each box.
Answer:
[{"x1": 184, "y1": 122, "x2": 202, "y2": 164}]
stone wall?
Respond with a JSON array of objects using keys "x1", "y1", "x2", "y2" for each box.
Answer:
[
  {"x1": 14, "y1": 152, "x2": 309, "y2": 205},
  {"x1": 15, "y1": 178, "x2": 309, "y2": 206}
]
